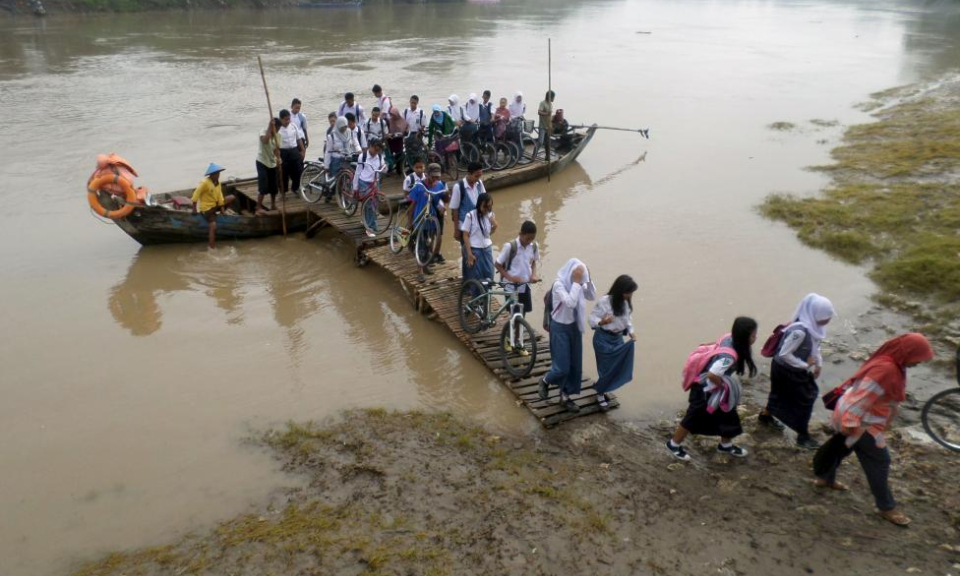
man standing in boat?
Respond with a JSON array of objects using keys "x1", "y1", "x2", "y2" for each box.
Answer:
[
  {"x1": 191, "y1": 163, "x2": 235, "y2": 250},
  {"x1": 256, "y1": 117, "x2": 281, "y2": 214},
  {"x1": 278, "y1": 109, "x2": 306, "y2": 200}
]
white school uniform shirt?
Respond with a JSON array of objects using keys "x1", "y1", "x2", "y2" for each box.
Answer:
[
  {"x1": 403, "y1": 171, "x2": 425, "y2": 193},
  {"x1": 350, "y1": 125, "x2": 366, "y2": 149},
  {"x1": 448, "y1": 104, "x2": 470, "y2": 123},
  {"x1": 496, "y1": 238, "x2": 539, "y2": 292},
  {"x1": 364, "y1": 117, "x2": 388, "y2": 143},
  {"x1": 290, "y1": 112, "x2": 307, "y2": 139},
  {"x1": 352, "y1": 152, "x2": 386, "y2": 189},
  {"x1": 377, "y1": 95, "x2": 392, "y2": 115},
  {"x1": 279, "y1": 123, "x2": 304, "y2": 149},
  {"x1": 337, "y1": 101, "x2": 365, "y2": 124},
  {"x1": 465, "y1": 101, "x2": 480, "y2": 123},
  {"x1": 324, "y1": 131, "x2": 361, "y2": 167},
  {"x1": 508, "y1": 101, "x2": 526, "y2": 118},
  {"x1": 448, "y1": 178, "x2": 485, "y2": 211},
  {"x1": 404, "y1": 107, "x2": 427, "y2": 134},
  {"x1": 588, "y1": 295, "x2": 635, "y2": 336},
  {"x1": 460, "y1": 210, "x2": 494, "y2": 249},
  {"x1": 550, "y1": 279, "x2": 597, "y2": 326}
]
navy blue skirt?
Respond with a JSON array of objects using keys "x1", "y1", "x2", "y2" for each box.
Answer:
[
  {"x1": 545, "y1": 319, "x2": 583, "y2": 396},
  {"x1": 463, "y1": 246, "x2": 494, "y2": 283},
  {"x1": 592, "y1": 328, "x2": 635, "y2": 394}
]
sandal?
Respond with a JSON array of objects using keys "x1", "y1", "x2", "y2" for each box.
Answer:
[
  {"x1": 813, "y1": 479, "x2": 849, "y2": 491},
  {"x1": 879, "y1": 510, "x2": 911, "y2": 527}
]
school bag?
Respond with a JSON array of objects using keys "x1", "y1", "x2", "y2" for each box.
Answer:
[
  {"x1": 542, "y1": 289, "x2": 553, "y2": 332},
  {"x1": 681, "y1": 336, "x2": 738, "y2": 391},
  {"x1": 760, "y1": 323, "x2": 790, "y2": 358}
]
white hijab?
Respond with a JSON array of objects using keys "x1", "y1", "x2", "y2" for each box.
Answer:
[
  {"x1": 509, "y1": 91, "x2": 525, "y2": 117},
  {"x1": 553, "y1": 258, "x2": 597, "y2": 332},
  {"x1": 465, "y1": 93, "x2": 480, "y2": 120},
  {"x1": 789, "y1": 293, "x2": 835, "y2": 350},
  {"x1": 333, "y1": 116, "x2": 351, "y2": 147}
]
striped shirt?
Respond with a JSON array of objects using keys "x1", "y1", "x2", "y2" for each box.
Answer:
[{"x1": 833, "y1": 377, "x2": 897, "y2": 448}]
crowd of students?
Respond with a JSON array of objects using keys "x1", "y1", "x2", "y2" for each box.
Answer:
[{"x1": 187, "y1": 85, "x2": 938, "y2": 528}]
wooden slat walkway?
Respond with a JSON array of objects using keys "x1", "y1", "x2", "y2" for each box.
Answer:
[{"x1": 364, "y1": 244, "x2": 619, "y2": 428}]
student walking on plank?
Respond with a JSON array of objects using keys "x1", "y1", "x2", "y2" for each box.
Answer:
[
  {"x1": 461, "y1": 192, "x2": 497, "y2": 284},
  {"x1": 760, "y1": 293, "x2": 835, "y2": 449},
  {"x1": 667, "y1": 317, "x2": 759, "y2": 461},
  {"x1": 813, "y1": 333, "x2": 933, "y2": 527},
  {"x1": 588, "y1": 275, "x2": 638, "y2": 411},
  {"x1": 538, "y1": 258, "x2": 597, "y2": 413}
]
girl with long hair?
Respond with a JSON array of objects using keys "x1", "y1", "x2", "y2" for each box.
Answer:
[{"x1": 588, "y1": 275, "x2": 639, "y2": 411}]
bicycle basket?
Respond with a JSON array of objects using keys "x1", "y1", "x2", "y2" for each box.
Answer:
[
  {"x1": 439, "y1": 137, "x2": 460, "y2": 153},
  {"x1": 523, "y1": 119, "x2": 535, "y2": 133}
]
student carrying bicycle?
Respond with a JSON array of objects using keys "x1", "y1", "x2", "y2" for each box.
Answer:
[
  {"x1": 407, "y1": 163, "x2": 448, "y2": 279},
  {"x1": 494, "y1": 220, "x2": 540, "y2": 357},
  {"x1": 324, "y1": 116, "x2": 362, "y2": 201},
  {"x1": 352, "y1": 139, "x2": 388, "y2": 237}
]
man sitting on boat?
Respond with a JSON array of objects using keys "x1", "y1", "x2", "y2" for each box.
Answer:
[{"x1": 191, "y1": 163, "x2": 235, "y2": 249}]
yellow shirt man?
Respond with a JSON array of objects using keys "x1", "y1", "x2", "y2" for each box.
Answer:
[{"x1": 191, "y1": 177, "x2": 225, "y2": 213}]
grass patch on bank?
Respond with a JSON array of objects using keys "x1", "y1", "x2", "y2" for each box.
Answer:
[{"x1": 760, "y1": 83, "x2": 960, "y2": 344}]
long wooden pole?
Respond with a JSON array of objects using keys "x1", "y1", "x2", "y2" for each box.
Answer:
[
  {"x1": 258, "y1": 56, "x2": 287, "y2": 237},
  {"x1": 546, "y1": 38, "x2": 552, "y2": 182}
]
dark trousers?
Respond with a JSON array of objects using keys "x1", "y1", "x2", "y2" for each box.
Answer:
[
  {"x1": 387, "y1": 136, "x2": 404, "y2": 173},
  {"x1": 817, "y1": 433, "x2": 896, "y2": 511},
  {"x1": 256, "y1": 161, "x2": 278, "y2": 197},
  {"x1": 280, "y1": 148, "x2": 303, "y2": 194}
]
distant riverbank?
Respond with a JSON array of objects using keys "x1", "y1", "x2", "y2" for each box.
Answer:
[{"x1": 1, "y1": 0, "x2": 463, "y2": 15}]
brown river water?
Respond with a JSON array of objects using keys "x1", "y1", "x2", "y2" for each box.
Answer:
[{"x1": 2, "y1": 0, "x2": 960, "y2": 573}]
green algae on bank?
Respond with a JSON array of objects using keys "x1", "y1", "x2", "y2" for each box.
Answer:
[{"x1": 761, "y1": 78, "x2": 960, "y2": 346}]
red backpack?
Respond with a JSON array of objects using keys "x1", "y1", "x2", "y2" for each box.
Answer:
[
  {"x1": 760, "y1": 323, "x2": 790, "y2": 358},
  {"x1": 681, "y1": 335, "x2": 738, "y2": 391}
]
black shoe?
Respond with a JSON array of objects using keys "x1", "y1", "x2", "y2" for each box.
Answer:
[
  {"x1": 666, "y1": 441, "x2": 692, "y2": 462},
  {"x1": 563, "y1": 397, "x2": 580, "y2": 413},
  {"x1": 796, "y1": 436, "x2": 821, "y2": 450},
  {"x1": 538, "y1": 377, "x2": 549, "y2": 401},
  {"x1": 433, "y1": 254, "x2": 446, "y2": 264},
  {"x1": 597, "y1": 393, "x2": 610, "y2": 412},
  {"x1": 758, "y1": 413, "x2": 785, "y2": 431},
  {"x1": 717, "y1": 443, "x2": 749, "y2": 458},
  {"x1": 424, "y1": 266, "x2": 435, "y2": 275}
]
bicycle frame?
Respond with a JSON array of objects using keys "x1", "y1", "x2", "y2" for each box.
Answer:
[{"x1": 464, "y1": 281, "x2": 527, "y2": 335}]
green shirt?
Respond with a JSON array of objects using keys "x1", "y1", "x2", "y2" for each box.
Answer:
[{"x1": 257, "y1": 129, "x2": 281, "y2": 169}]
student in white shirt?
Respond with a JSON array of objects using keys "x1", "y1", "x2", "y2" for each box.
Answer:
[
  {"x1": 337, "y1": 92, "x2": 365, "y2": 124},
  {"x1": 290, "y1": 98, "x2": 309, "y2": 150},
  {"x1": 277, "y1": 108, "x2": 305, "y2": 197},
  {"x1": 404, "y1": 95, "x2": 427, "y2": 135},
  {"x1": 364, "y1": 107, "x2": 389, "y2": 145},
  {"x1": 588, "y1": 275, "x2": 639, "y2": 410},
  {"x1": 447, "y1": 94, "x2": 469, "y2": 126},
  {"x1": 352, "y1": 139, "x2": 388, "y2": 237},
  {"x1": 402, "y1": 158, "x2": 426, "y2": 198},
  {"x1": 538, "y1": 258, "x2": 597, "y2": 413},
  {"x1": 461, "y1": 192, "x2": 497, "y2": 286},
  {"x1": 345, "y1": 113, "x2": 366, "y2": 150},
  {"x1": 495, "y1": 220, "x2": 540, "y2": 356},
  {"x1": 508, "y1": 90, "x2": 527, "y2": 118},
  {"x1": 449, "y1": 161, "x2": 486, "y2": 241}
]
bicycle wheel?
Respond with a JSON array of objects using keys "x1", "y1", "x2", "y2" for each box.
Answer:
[
  {"x1": 519, "y1": 134, "x2": 540, "y2": 165},
  {"x1": 480, "y1": 142, "x2": 498, "y2": 170},
  {"x1": 922, "y1": 388, "x2": 960, "y2": 452},
  {"x1": 444, "y1": 152, "x2": 460, "y2": 180},
  {"x1": 459, "y1": 142, "x2": 480, "y2": 170},
  {"x1": 336, "y1": 171, "x2": 357, "y2": 216},
  {"x1": 299, "y1": 163, "x2": 325, "y2": 204},
  {"x1": 491, "y1": 142, "x2": 511, "y2": 171},
  {"x1": 414, "y1": 216, "x2": 441, "y2": 267},
  {"x1": 458, "y1": 279, "x2": 487, "y2": 334},
  {"x1": 389, "y1": 224, "x2": 409, "y2": 254},
  {"x1": 361, "y1": 192, "x2": 394, "y2": 237},
  {"x1": 505, "y1": 141, "x2": 521, "y2": 169},
  {"x1": 500, "y1": 316, "x2": 538, "y2": 379}
]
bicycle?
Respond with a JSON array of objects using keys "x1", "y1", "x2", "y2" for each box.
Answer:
[
  {"x1": 921, "y1": 346, "x2": 960, "y2": 452},
  {"x1": 505, "y1": 118, "x2": 540, "y2": 167},
  {"x1": 427, "y1": 130, "x2": 461, "y2": 180},
  {"x1": 337, "y1": 164, "x2": 394, "y2": 237},
  {"x1": 300, "y1": 154, "x2": 355, "y2": 204},
  {"x1": 458, "y1": 278, "x2": 540, "y2": 378},
  {"x1": 389, "y1": 186, "x2": 445, "y2": 266}
]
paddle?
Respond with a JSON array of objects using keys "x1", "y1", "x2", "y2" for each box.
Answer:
[
  {"x1": 571, "y1": 124, "x2": 651, "y2": 139},
  {"x1": 257, "y1": 56, "x2": 287, "y2": 237}
]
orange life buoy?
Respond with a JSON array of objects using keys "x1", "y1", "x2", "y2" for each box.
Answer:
[{"x1": 88, "y1": 174, "x2": 138, "y2": 220}]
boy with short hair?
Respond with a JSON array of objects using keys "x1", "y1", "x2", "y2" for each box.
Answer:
[
  {"x1": 290, "y1": 98, "x2": 308, "y2": 149},
  {"x1": 495, "y1": 220, "x2": 540, "y2": 354},
  {"x1": 407, "y1": 163, "x2": 448, "y2": 280},
  {"x1": 338, "y1": 92, "x2": 364, "y2": 124},
  {"x1": 345, "y1": 112, "x2": 366, "y2": 151}
]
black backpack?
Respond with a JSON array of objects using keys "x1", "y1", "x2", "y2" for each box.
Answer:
[
  {"x1": 542, "y1": 286, "x2": 554, "y2": 332},
  {"x1": 499, "y1": 240, "x2": 539, "y2": 281}
]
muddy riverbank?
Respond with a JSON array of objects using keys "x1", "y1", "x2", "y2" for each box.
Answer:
[
  {"x1": 69, "y1": 407, "x2": 960, "y2": 576},
  {"x1": 761, "y1": 75, "x2": 960, "y2": 363}
]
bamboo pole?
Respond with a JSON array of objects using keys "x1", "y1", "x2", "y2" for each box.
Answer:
[
  {"x1": 257, "y1": 56, "x2": 287, "y2": 237},
  {"x1": 570, "y1": 124, "x2": 650, "y2": 138},
  {"x1": 546, "y1": 38, "x2": 552, "y2": 183}
]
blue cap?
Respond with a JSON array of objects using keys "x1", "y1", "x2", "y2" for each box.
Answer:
[
  {"x1": 205, "y1": 163, "x2": 225, "y2": 176},
  {"x1": 432, "y1": 104, "x2": 442, "y2": 113}
]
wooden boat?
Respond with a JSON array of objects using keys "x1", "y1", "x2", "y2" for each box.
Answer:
[
  {"x1": 103, "y1": 125, "x2": 596, "y2": 245},
  {"x1": 297, "y1": 0, "x2": 361, "y2": 7}
]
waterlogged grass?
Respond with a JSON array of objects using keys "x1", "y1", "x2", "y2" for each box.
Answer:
[{"x1": 761, "y1": 84, "x2": 960, "y2": 342}]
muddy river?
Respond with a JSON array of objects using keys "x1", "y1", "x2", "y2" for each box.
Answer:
[{"x1": 2, "y1": 0, "x2": 959, "y2": 573}]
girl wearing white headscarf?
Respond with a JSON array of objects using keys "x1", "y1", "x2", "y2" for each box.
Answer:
[
  {"x1": 465, "y1": 93, "x2": 481, "y2": 124},
  {"x1": 760, "y1": 293, "x2": 835, "y2": 449},
  {"x1": 447, "y1": 94, "x2": 468, "y2": 126},
  {"x1": 538, "y1": 258, "x2": 597, "y2": 413},
  {"x1": 508, "y1": 91, "x2": 526, "y2": 118},
  {"x1": 324, "y1": 116, "x2": 361, "y2": 178}
]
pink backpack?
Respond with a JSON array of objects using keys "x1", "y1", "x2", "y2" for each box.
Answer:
[{"x1": 681, "y1": 334, "x2": 738, "y2": 391}]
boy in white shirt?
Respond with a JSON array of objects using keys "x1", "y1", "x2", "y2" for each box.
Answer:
[
  {"x1": 352, "y1": 139, "x2": 387, "y2": 237},
  {"x1": 495, "y1": 220, "x2": 540, "y2": 355}
]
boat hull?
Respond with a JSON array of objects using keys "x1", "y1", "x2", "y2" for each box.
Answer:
[{"x1": 115, "y1": 206, "x2": 310, "y2": 245}]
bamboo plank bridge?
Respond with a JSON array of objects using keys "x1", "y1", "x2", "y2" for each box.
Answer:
[{"x1": 296, "y1": 200, "x2": 620, "y2": 428}]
